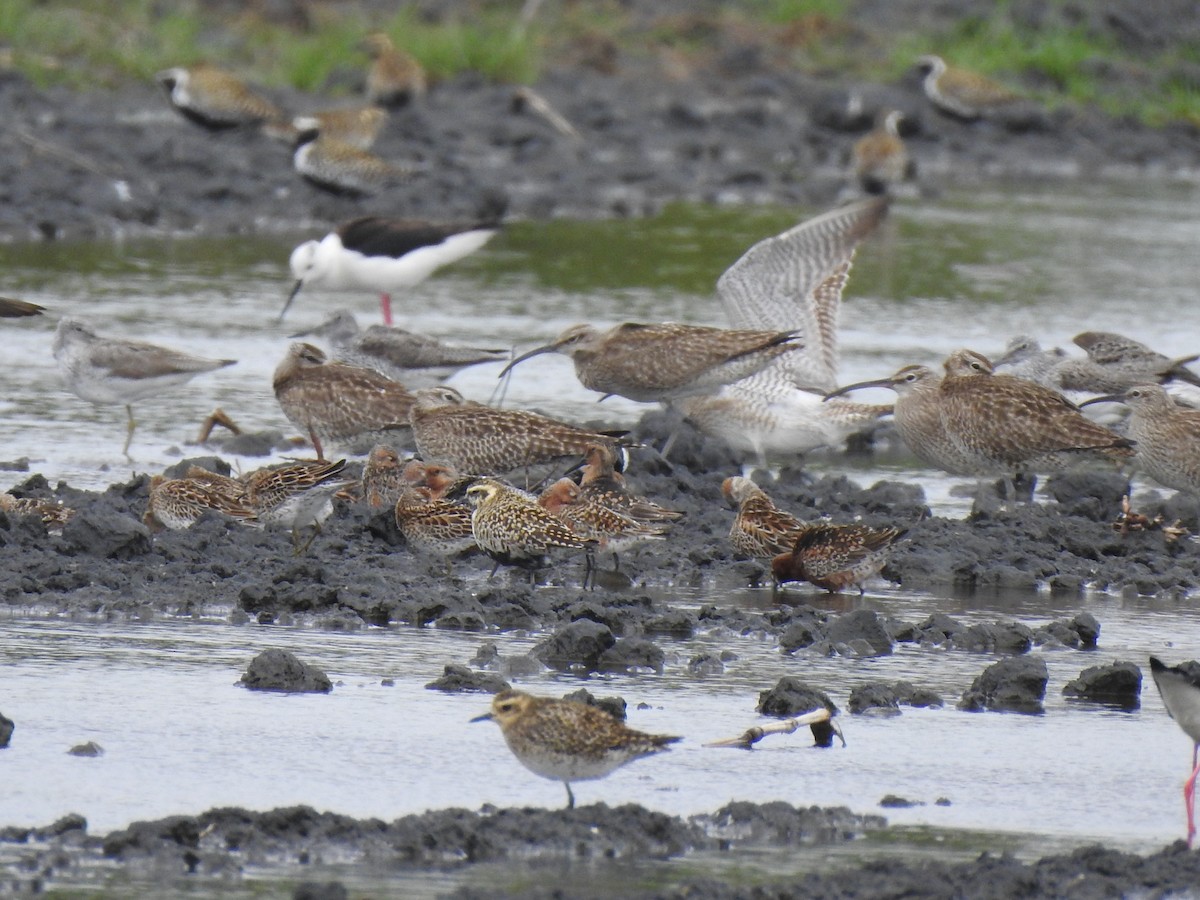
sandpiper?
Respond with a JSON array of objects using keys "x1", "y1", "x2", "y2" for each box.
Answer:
[
  {"x1": 242, "y1": 458, "x2": 350, "y2": 551},
  {"x1": 360, "y1": 445, "x2": 407, "y2": 508},
  {"x1": 721, "y1": 476, "x2": 806, "y2": 559},
  {"x1": 993, "y1": 335, "x2": 1069, "y2": 388},
  {"x1": 852, "y1": 110, "x2": 913, "y2": 195},
  {"x1": 362, "y1": 32, "x2": 427, "y2": 107},
  {"x1": 292, "y1": 128, "x2": 415, "y2": 198},
  {"x1": 155, "y1": 63, "x2": 282, "y2": 130},
  {"x1": 499, "y1": 322, "x2": 803, "y2": 404},
  {"x1": 671, "y1": 197, "x2": 891, "y2": 467},
  {"x1": 0, "y1": 493, "x2": 75, "y2": 530},
  {"x1": 53, "y1": 318, "x2": 235, "y2": 459},
  {"x1": 1149, "y1": 656, "x2": 1200, "y2": 847},
  {"x1": 465, "y1": 478, "x2": 594, "y2": 581},
  {"x1": 290, "y1": 309, "x2": 507, "y2": 386},
  {"x1": 576, "y1": 443, "x2": 683, "y2": 525},
  {"x1": 771, "y1": 523, "x2": 908, "y2": 594},
  {"x1": 282, "y1": 208, "x2": 503, "y2": 326},
  {"x1": 272, "y1": 342, "x2": 415, "y2": 460},
  {"x1": 1080, "y1": 384, "x2": 1200, "y2": 496},
  {"x1": 915, "y1": 54, "x2": 1020, "y2": 120},
  {"x1": 0, "y1": 298, "x2": 44, "y2": 318},
  {"x1": 538, "y1": 477, "x2": 666, "y2": 573},
  {"x1": 394, "y1": 477, "x2": 477, "y2": 558},
  {"x1": 471, "y1": 688, "x2": 680, "y2": 808},
  {"x1": 410, "y1": 386, "x2": 626, "y2": 476},
  {"x1": 143, "y1": 474, "x2": 256, "y2": 532}
]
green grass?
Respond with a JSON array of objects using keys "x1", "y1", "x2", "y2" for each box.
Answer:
[{"x1": 0, "y1": 0, "x2": 1196, "y2": 125}]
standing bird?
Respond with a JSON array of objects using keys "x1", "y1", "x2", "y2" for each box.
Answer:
[
  {"x1": 1057, "y1": 332, "x2": 1200, "y2": 394},
  {"x1": 1149, "y1": 656, "x2": 1200, "y2": 847},
  {"x1": 1080, "y1": 384, "x2": 1200, "y2": 496},
  {"x1": 292, "y1": 128, "x2": 415, "y2": 198},
  {"x1": 721, "y1": 476, "x2": 806, "y2": 559},
  {"x1": 242, "y1": 458, "x2": 350, "y2": 552},
  {"x1": 576, "y1": 443, "x2": 683, "y2": 525},
  {"x1": 394, "y1": 472, "x2": 477, "y2": 559},
  {"x1": 915, "y1": 55, "x2": 1021, "y2": 121},
  {"x1": 282, "y1": 209, "x2": 503, "y2": 326},
  {"x1": 359, "y1": 444, "x2": 408, "y2": 508},
  {"x1": 464, "y1": 479, "x2": 593, "y2": 581},
  {"x1": 290, "y1": 309, "x2": 507, "y2": 387},
  {"x1": 538, "y1": 477, "x2": 666, "y2": 573},
  {"x1": 852, "y1": 110, "x2": 913, "y2": 195},
  {"x1": 287, "y1": 105, "x2": 387, "y2": 151},
  {"x1": 53, "y1": 318, "x2": 235, "y2": 459},
  {"x1": 272, "y1": 342, "x2": 414, "y2": 460},
  {"x1": 771, "y1": 523, "x2": 908, "y2": 594},
  {"x1": 362, "y1": 32, "x2": 427, "y2": 107},
  {"x1": 409, "y1": 386, "x2": 626, "y2": 476},
  {"x1": 471, "y1": 688, "x2": 680, "y2": 809},
  {"x1": 155, "y1": 63, "x2": 282, "y2": 130},
  {"x1": 499, "y1": 322, "x2": 803, "y2": 404},
  {"x1": 143, "y1": 474, "x2": 256, "y2": 532}
]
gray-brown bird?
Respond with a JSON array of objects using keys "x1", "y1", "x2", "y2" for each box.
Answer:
[
  {"x1": 273, "y1": 342, "x2": 414, "y2": 460},
  {"x1": 852, "y1": 110, "x2": 913, "y2": 195},
  {"x1": 242, "y1": 458, "x2": 350, "y2": 551},
  {"x1": 155, "y1": 63, "x2": 282, "y2": 130},
  {"x1": 362, "y1": 32, "x2": 427, "y2": 107},
  {"x1": 409, "y1": 386, "x2": 625, "y2": 476},
  {"x1": 539, "y1": 477, "x2": 666, "y2": 571},
  {"x1": 465, "y1": 478, "x2": 594, "y2": 581},
  {"x1": 288, "y1": 105, "x2": 387, "y2": 151},
  {"x1": 915, "y1": 55, "x2": 1021, "y2": 120},
  {"x1": 0, "y1": 493, "x2": 74, "y2": 530},
  {"x1": 499, "y1": 322, "x2": 802, "y2": 404},
  {"x1": 359, "y1": 445, "x2": 408, "y2": 508},
  {"x1": 721, "y1": 476, "x2": 806, "y2": 559},
  {"x1": 771, "y1": 523, "x2": 908, "y2": 594},
  {"x1": 576, "y1": 443, "x2": 682, "y2": 525},
  {"x1": 143, "y1": 474, "x2": 256, "y2": 532},
  {"x1": 471, "y1": 688, "x2": 680, "y2": 809},
  {"x1": 1081, "y1": 384, "x2": 1200, "y2": 496},
  {"x1": 1057, "y1": 332, "x2": 1200, "y2": 394}
]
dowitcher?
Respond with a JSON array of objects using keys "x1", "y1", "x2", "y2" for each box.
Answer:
[
  {"x1": 1149, "y1": 656, "x2": 1200, "y2": 847},
  {"x1": 362, "y1": 32, "x2": 427, "y2": 108},
  {"x1": 471, "y1": 688, "x2": 680, "y2": 808},
  {"x1": 671, "y1": 197, "x2": 891, "y2": 467},
  {"x1": 155, "y1": 64, "x2": 282, "y2": 130},
  {"x1": 915, "y1": 55, "x2": 1020, "y2": 120},
  {"x1": 721, "y1": 476, "x2": 806, "y2": 559},
  {"x1": 771, "y1": 523, "x2": 908, "y2": 594},
  {"x1": 290, "y1": 310, "x2": 507, "y2": 386},
  {"x1": 410, "y1": 386, "x2": 626, "y2": 476},
  {"x1": 500, "y1": 322, "x2": 802, "y2": 404},
  {"x1": 1081, "y1": 384, "x2": 1200, "y2": 496},
  {"x1": 465, "y1": 478, "x2": 594, "y2": 581},
  {"x1": 292, "y1": 128, "x2": 415, "y2": 198},
  {"x1": 282, "y1": 207, "x2": 503, "y2": 326},
  {"x1": 272, "y1": 342, "x2": 415, "y2": 460},
  {"x1": 852, "y1": 110, "x2": 912, "y2": 195},
  {"x1": 53, "y1": 318, "x2": 235, "y2": 459}
]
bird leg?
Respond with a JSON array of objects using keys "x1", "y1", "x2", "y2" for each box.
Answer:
[
  {"x1": 122, "y1": 404, "x2": 137, "y2": 460},
  {"x1": 564, "y1": 782, "x2": 575, "y2": 809},
  {"x1": 379, "y1": 292, "x2": 393, "y2": 327},
  {"x1": 1187, "y1": 742, "x2": 1200, "y2": 848},
  {"x1": 308, "y1": 428, "x2": 326, "y2": 462},
  {"x1": 196, "y1": 407, "x2": 242, "y2": 443}
]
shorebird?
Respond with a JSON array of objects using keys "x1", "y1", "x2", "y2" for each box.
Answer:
[
  {"x1": 143, "y1": 474, "x2": 255, "y2": 532},
  {"x1": 53, "y1": 318, "x2": 235, "y2": 459},
  {"x1": 721, "y1": 476, "x2": 807, "y2": 560},
  {"x1": 915, "y1": 55, "x2": 1021, "y2": 120},
  {"x1": 471, "y1": 688, "x2": 680, "y2": 808},
  {"x1": 993, "y1": 335, "x2": 1069, "y2": 388},
  {"x1": 852, "y1": 110, "x2": 912, "y2": 195},
  {"x1": 771, "y1": 523, "x2": 908, "y2": 594},
  {"x1": 242, "y1": 458, "x2": 350, "y2": 551},
  {"x1": 289, "y1": 105, "x2": 387, "y2": 150},
  {"x1": 538, "y1": 477, "x2": 667, "y2": 573},
  {"x1": 272, "y1": 342, "x2": 415, "y2": 460},
  {"x1": 1080, "y1": 384, "x2": 1200, "y2": 496},
  {"x1": 362, "y1": 32, "x2": 427, "y2": 107},
  {"x1": 394, "y1": 470, "x2": 477, "y2": 558},
  {"x1": 1057, "y1": 332, "x2": 1200, "y2": 394},
  {"x1": 359, "y1": 445, "x2": 407, "y2": 508},
  {"x1": 672, "y1": 197, "x2": 892, "y2": 467},
  {"x1": 1149, "y1": 656, "x2": 1200, "y2": 847},
  {"x1": 499, "y1": 322, "x2": 803, "y2": 403},
  {"x1": 155, "y1": 63, "x2": 282, "y2": 130},
  {"x1": 464, "y1": 478, "x2": 595, "y2": 582},
  {"x1": 282, "y1": 208, "x2": 504, "y2": 326},
  {"x1": 575, "y1": 443, "x2": 683, "y2": 525},
  {"x1": 409, "y1": 386, "x2": 626, "y2": 476},
  {"x1": 0, "y1": 493, "x2": 75, "y2": 530},
  {"x1": 292, "y1": 128, "x2": 415, "y2": 197},
  {"x1": 0, "y1": 298, "x2": 44, "y2": 317},
  {"x1": 290, "y1": 310, "x2": 507, "y2": 386}
]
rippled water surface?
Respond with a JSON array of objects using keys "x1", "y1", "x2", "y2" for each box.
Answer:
[{"x1": 3, "y1": 179, "x2": 1200, "y2": 869}]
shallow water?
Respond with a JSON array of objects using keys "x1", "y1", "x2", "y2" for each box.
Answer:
[{"x1": 3, "y1": 179, "x2": 1200, "y2": 865}]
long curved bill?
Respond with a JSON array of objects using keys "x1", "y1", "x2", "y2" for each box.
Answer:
[
  {"x1": 823, "y1": 376, "x2": 896, "y2": 402},
  {"x1": 278, "y1": 280, "x2": 304, "y2": 323},
  {"x1": 496, "y1": 342, "x2": 557, "y2": 379},
  {"x1": 1078, "y1": 393, "x2": 1127, "y2": 408}
]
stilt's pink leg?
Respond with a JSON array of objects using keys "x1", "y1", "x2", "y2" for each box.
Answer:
[
  {"x1": 380, "y1": 292, "x2": 393, "y2": 326},
  {"x1": 1185, "y1": 744, "x2": 1200, "y2": 848}
]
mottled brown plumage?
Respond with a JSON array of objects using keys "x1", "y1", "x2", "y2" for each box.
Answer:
[
  {"x1": 539, "y1": 478, "x2": 666, "y2": 553},
  {"x1": 465, "y1": 478, "x2": 592, "y2": 579},
  {"x1": 362, "y1": 32, "x2": 426, "y2": 107},
  {"x1": 500, "y1": 322, "x2": 802, "y2": 403},
  {"x1": 288, "y1": 105, "x2": 387, "y2": 150},
  {"x1": 578, "y1": 443, "x2": 682, "y2": 524},
  {"x1": 1057, "y1": 332, "x2": 1200, "y2": 393},
  {"x1": 410, "y1": 386, "x2": 624, "y2": 475},
  {"x1": 771, "y1": 523, "x2": 908, "y2": 593},
  {"x1": 853, "y1": 110, "x2": 911, "y2": 195},
  {"x1": 916, "y1": 55, "x2": 1020, "y2": 120},
  {"x1": 721, "y1": 476, "x2": 806, "y2": 559},
  {"x1": 293, "y1": 130, "x2": 414, "y2": 197},
  {"x1": 143, "y1": 474, "x2": 255, "y2": 532},
  {"x1": 0, "y1": 493, "x2": 74, "y2": 530},
  {"x1": 394, "y1": 484, "x2": 477, "y2": 557},
  {"x1": 273, "y1": 342, "x2": 414, "y2": 460},
  {"x1": 360, "y1": 445, "x2": 407, "y2": 508},
  {"x1": 471, "y1": 689, "x2": 680, "y2": 808},
  {"x1": 156, "y1": 63, "x2": 282, "y2": 130}
]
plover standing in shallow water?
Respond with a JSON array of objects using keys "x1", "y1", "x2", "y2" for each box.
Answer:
[
  {"x1": 53, "y1": 318, "x2": 235, "y2": 459},
  {"x1": 471, "y1": 688, "x2": 680, "y2": 808},
  {"x1": 282, "y1": 209, "x2": 504, "y2": 326}
]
